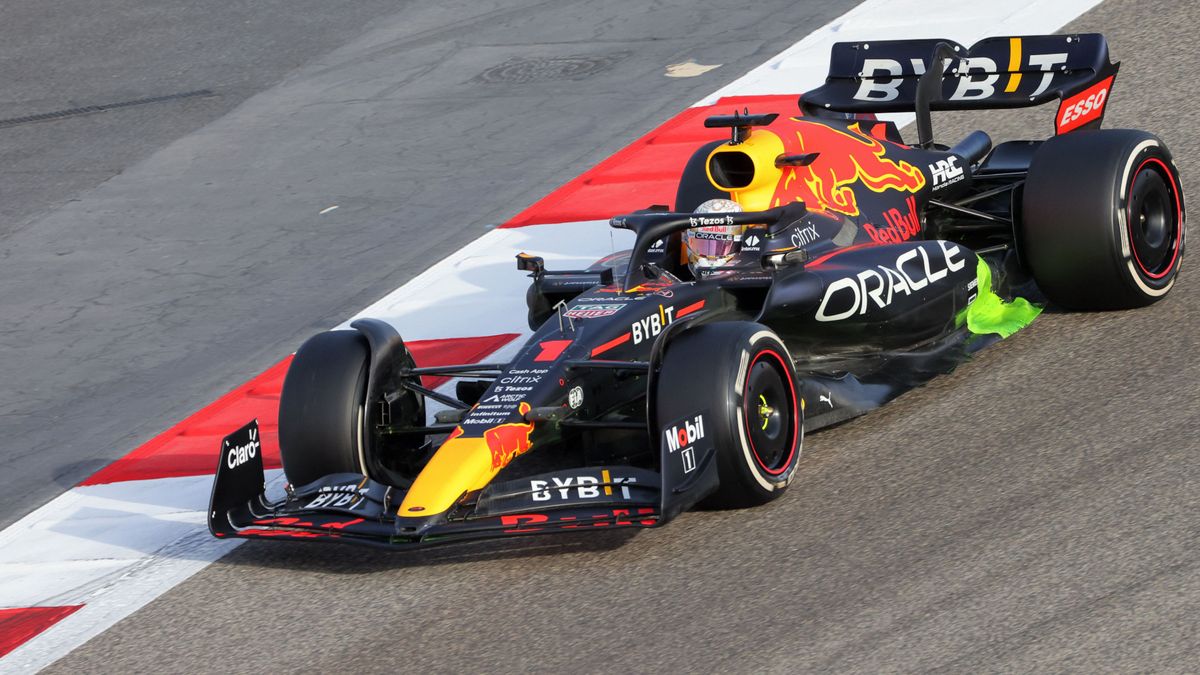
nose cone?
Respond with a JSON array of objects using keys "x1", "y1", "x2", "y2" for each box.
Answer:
[{"x1": 398, "y1": 404, "x2": 534, "y2": 517}]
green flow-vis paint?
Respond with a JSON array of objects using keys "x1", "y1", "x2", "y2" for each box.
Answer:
[{"x1": 965, "y1": 257, "x2": 1042, "y2": 338}]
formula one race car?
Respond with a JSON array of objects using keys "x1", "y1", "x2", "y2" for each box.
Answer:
[{"x1": 210, "y1": 33, "x2": 1184, "y2": 548}]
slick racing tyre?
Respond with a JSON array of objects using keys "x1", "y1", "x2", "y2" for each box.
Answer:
[
  {"x1": 1020, "y1": 129, "x2": 1185, "y2": 309},
  {"x1": 656, "y1": 321, "x2": 803, "y2": 508},
  {"x1": 278, "y1": 330, "x2": 370, "y2": 487}
]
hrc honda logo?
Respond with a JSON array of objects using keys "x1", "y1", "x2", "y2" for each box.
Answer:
[{"x1": 929, "y1": 156, "x2": 964, "y2": 190}]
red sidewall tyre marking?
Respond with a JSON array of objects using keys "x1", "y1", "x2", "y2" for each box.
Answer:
[
  {"x1": 1127, "y1": 156, "x2": 1183, "y2": 280},
  {"x1": 742, "y1": 348, "x2": 799, "y2": 476}
]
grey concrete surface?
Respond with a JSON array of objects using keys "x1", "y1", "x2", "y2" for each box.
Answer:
[
  {"x1": 30, "y1": 0, "x2": 1200, "y2": 671},
  {"x1": 0, "y1": 0, "x2": 853, "y2": 529}
]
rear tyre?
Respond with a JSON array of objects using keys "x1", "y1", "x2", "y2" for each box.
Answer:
[
  {"x1": 1021, "y1": 129, "x2": 1185, "y2": 309},
  {"x1": 278, "y1": 330, "x2": 370, "y2": 487},
  {"x1": 656, "y1": 321, "x2": 803, "y2": 508}
]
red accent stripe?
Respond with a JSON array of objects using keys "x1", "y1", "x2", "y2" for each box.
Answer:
[
  {"x1": 0, "y1": 605, "x2": 84, "y2": 658},
  {"x1": 806, "y1": 243, "x2": 874, "y2": 267},
  {"x1": 590, "y1": 332, "x2": 631, "y2": 357},
  {"x1": 534, "y1": 339, "x2": 573, "y2": 362},
  {"x1": 501, "y1": 95, "x2": 798, "y2": 228},
  {"x1": 675, "y1": 299, "x2": 706, "y2": 318},
  {"x1": 80, "y1": 333, "x2": 519, "y2": 486}
]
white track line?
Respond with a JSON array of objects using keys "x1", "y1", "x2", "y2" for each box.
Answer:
[
  {"x1": 0, "y1": 0, "x2": 1107, "y2": 670},
  {"x1": 342, "y1": 220, "x2": 630, "y2": 340},
  {"x1": 0, "y1": 221, "x2": 623, "y2": 673}
]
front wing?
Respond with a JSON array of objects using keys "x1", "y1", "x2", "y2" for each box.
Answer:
[{"x1": 209, "y1": 421, "x2": 683, "y2": 549}]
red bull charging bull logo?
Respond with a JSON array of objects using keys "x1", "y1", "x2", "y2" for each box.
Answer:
[
  {"x1": 770, "y1": 120, "x2": 926, "y2": 218},
  {"x1": 484, "y1": 402, "x2": 534, "y2": 469}
]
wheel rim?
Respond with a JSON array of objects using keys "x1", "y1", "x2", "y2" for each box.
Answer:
[
  {"x1": 1127, "y1": 157, "x2": 1182, "y2": 280},
  {"x1": 742, "y1": 349, "x2": 798, "y2": 475}
]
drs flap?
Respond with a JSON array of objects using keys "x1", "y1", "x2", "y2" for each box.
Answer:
[{"x1": 802, "y1": 33, "x2": 1118, "y2": 122}]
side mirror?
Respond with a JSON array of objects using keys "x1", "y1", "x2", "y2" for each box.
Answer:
[{"x1": 515, "y1": 253, "x2": 545, "y2": 276}]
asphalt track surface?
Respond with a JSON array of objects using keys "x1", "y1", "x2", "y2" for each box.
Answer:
[
  {"x1": 0, "y1": 0, "x2": 408, "y2": 527},
  {"x1": 17, "y1": 0, "x2": 1200, "y2": 671},
  {"x1": 0, "y1": 0, "x2": 855, "y2": 530}
]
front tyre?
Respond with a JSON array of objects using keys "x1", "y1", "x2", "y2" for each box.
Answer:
[
  {"x1": 656, "y1": 322, "x2": 803, "y2": 508},
  {"x1": 278, "y1": 330, "x2": 370, "y2": 487},
  {"x1": 1021, "y1": 129, "x2": 1185, "y2": 309}
]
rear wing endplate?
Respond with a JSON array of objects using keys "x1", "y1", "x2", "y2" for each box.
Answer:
[{"x1": 801, "y1": 34, "x2": 1119, "y2": 136}]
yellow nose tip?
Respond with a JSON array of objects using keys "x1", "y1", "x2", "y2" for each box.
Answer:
[{"x1": 397, "y1": 437, "x2": 499, "y2": 517}]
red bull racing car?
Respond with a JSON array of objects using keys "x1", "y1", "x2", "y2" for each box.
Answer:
[{"x1": 210, "y1": 33, "x2": 1184, "y2": 548}]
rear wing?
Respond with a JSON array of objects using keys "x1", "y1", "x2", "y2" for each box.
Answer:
[{"x1": 801, "y1": 34, "x2": 1118, "y2": 138}]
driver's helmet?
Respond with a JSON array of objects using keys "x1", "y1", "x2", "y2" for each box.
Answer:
[{"x1": 685, "y1": 198, "x2": 745, "y2": 273}]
